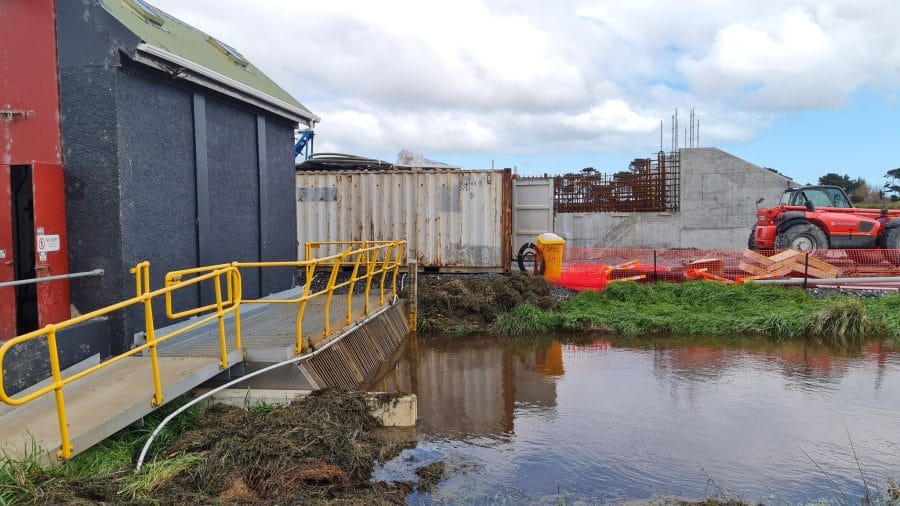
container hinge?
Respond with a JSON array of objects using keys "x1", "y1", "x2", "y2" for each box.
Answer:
[{"x1": 0, "y1": 109, "x2": 35, "y2": 123}]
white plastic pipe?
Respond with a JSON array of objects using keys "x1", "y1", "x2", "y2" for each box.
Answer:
[
  {"x1": 748, "y1": 276, "x2": 900, "y2": 285},
  {"x1": 135, "y1": 297, "x2": 397, "y2": 471}
]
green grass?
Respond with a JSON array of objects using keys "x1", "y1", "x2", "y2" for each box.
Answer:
[
  {"x1": 118, "y1": 453, "x2": 203, "y2": 500},
  {"x1": 0, "y1": 442, "x2": 47, "y2": 506},
  {"x1": 0, "y1": 398, "x2": 205, "y2": 505},
  {"x1": 493, "y1": 281, "x2": 900, "y2": 345}
]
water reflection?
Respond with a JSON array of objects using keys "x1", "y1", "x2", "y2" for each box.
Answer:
[
  {"x1": 371, "y1": 335, "x2": 900, "y2": 503},
  {"x1": 373, "y1": 336, "x2": 563, "y2": 437}
]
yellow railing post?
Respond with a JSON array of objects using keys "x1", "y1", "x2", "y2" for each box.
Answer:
[
  {"x1": 141, "y1": 271, "x2": 164, "y2": 408},
  {"x1": 322, "y1": 248, "x2": 351, "y2": 338},
  {"x1": 45, "y1": 325, "x2": 73, "y2": 460},
  {"x1": 213, "y1": 271, "x2": 229, "y2": 369},
  {"x1": 346, "y1": 250, "x2": 364, "y2": 324},
  {"x1": 294, "y1": 262, "x2": 316, "y2": 354},
  {"x1": 391, "y1": 242, "x2": 405, "y2": 298},
  {"x1": 130, "y1": 261, "x2": 149, "y2": 297},
  {"x1": 379, "y1": 244, "x2": 396, "y2": 304},
  {"x1": 363, "y1": 249, "x2": 379, "y2": 315},
  {"x1": 143, "y1": 296, "x2": 163, "y2": 407},
  {"x1": 231, "y1": 265, "x2": 243, "y2": 352},
  {"x1": 305, "y1": 243, "x2": 316, "y2": 280}
]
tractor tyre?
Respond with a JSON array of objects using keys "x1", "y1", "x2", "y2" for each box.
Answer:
[
  {"x1": 775, "y1": 223, "x2": 828, "y2": 252},
  {"x1": 747, "y1": 226, "x2": 757, "y2": 250},
  {"x1": 880, "y1": 227, "x2": 900, "y2": 266}
]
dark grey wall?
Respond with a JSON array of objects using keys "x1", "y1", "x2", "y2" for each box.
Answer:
[
  {"x1": 58, "y1": 65, "x2": 122, "y2": 344},
  {"x1": 262, "y1": 119, "x2": 300, "y2": 294},
  {"x1": 118, "y1": 68, "x2": 198, "y2": 327},
  {"x1": 206, "y1": 99, "x2": 261, "y2": 300},
  {"x1": 55, "y1": 2, "x2": 300, "y2": 358}
]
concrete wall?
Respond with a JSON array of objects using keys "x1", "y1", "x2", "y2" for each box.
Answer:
[
  {"x1": 554, "y1": 148, "x2": 793, "y2": 250},
  {"x1": 56, "y1": 4, "x2": 298, "y2": 354}
]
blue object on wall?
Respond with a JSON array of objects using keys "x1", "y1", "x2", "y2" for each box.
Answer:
[{"x1": 294, "y1": 130, "x2": 314, "y2": 159}]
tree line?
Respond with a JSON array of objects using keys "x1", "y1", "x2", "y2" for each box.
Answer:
[{"x1": 817, "y1": 170, "x2": 900, "y2": 203}]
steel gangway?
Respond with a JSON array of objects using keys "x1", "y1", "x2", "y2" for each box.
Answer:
[{"x1": 0, "y1": 241, "x2": 409, "y2": 463}]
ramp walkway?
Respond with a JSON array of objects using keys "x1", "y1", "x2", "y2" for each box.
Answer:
[{"x1": 0, "y1": 241, "x2": 408, "y2": 463}]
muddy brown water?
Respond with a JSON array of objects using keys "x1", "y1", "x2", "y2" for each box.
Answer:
[{"x1": 369, "y1": 334, "x2": 900, "y2": 503}]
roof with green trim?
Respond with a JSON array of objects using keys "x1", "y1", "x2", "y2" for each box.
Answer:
[{"x1": 100, "y1": 0, "x2": 317, "y2": 122}]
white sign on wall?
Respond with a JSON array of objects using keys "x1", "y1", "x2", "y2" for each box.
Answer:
[{"x1": 37, "y1": 234, "x2": 60, "y2": 253}]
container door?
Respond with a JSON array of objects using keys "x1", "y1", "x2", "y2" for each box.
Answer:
[
  {"x1": 0, "y1": 164, "x2": 15, "y2": 339},
  {"x1": 31, "y1": 162, "x2": 69, "y2": 327}
]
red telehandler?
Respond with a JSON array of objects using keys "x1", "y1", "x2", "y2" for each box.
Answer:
[{"x1": 751, "y1": 185, "x2": 900, "y2": 262}]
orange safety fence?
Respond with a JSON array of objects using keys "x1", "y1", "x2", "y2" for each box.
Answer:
[{"x1": 553, "y1": 247, "x2": 900, "y2": 292}]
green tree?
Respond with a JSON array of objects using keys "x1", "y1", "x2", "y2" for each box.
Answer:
[
  {"x1": 885, "y1": 168, "x2": 900, "y2": 199},
  {"x1": 818, "y1": 173, "x2": 868, "y2": 202}
]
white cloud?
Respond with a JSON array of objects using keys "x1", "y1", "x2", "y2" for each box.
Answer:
[{"x1": 148, "y1": 0, "x2": 900, "y2": 161}]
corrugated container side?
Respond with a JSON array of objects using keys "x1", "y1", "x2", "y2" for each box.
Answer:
[{"x1": 296, "y1": 170, "x2": 506, "y2": 270}]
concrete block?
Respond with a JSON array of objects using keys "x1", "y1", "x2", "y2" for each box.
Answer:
[{"x1": 367, "y1": 394, "x2": 417, "y2": 427}]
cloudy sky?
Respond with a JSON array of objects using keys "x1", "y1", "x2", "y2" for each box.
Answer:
[{"x1": 151, "y1": 0, "x2": 900, "y2": 185}]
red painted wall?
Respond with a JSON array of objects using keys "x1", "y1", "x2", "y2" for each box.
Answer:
[
  {"x1": 0, "y1": 0, "x2": 70, "y2": 337},
  {"x1": 0, "y1": 0, "x2": 63, "y2": 165},
  {"x1": 0, "y1": 165, "x2": 15, "y2": 338}
]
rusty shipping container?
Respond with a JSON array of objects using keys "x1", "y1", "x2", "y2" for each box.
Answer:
[{"x1": 296, "y1": 169, "x2": 512, "y2": 272}]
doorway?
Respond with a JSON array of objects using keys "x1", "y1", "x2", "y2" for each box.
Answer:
[{"x1": 11, "y1": 165, "x2": 38, "y2": 334}]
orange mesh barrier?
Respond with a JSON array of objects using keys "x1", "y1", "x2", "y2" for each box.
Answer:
[{"x1": 552, "y1": 248, "x2": 900, "y2": 292}]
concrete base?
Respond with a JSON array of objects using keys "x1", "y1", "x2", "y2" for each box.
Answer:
[{"x1": 194, "y1": 388, "x2": 417, "y2": 427}]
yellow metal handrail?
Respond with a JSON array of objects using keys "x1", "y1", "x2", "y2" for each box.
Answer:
[
  {"x1": 169, "y1": 240, "x2": 407, "y2": 355},
  {"x1": 162, "y1": 263, "x2": 235, "y2": 319},
  {"x1": 304, "y1": 241, "x2": 398, "y2": 276},
  {"x1": 0, "y1": 239, "x2": 406, "y2": 461},
  {"x1": 0, "y1": 265, "x2": 241, "y2": 460}
]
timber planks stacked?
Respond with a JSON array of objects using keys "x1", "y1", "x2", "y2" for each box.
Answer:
[{"x1": 740, "y1": 250, "x2": 842, "y2": 278}]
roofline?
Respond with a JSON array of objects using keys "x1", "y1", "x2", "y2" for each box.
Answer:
[{"x1": 132, "y1": 43, "x2": 320, "y2": 126}]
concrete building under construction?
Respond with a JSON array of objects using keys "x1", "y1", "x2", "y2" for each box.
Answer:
[{"x1": 545, "y1": 148, "x2": 795, "y2": 250}]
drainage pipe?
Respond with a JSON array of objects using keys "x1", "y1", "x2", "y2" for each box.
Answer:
[
  {"x1": 135, "y1": 297, "x2": 398, "y2": 471},
  {"x1": 748, "y1": 276, "x2": 900, "y2": 286}
]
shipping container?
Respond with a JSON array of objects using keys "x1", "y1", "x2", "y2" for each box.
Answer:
[{"x1": 296, "y1": 169, "x2": 512, "y2": 271}]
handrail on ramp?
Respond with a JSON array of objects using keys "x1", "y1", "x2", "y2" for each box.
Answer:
[{"x1": 0, "y1": 240, "x2": 406, "y2": 460}]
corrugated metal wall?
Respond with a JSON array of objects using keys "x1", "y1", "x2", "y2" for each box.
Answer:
[{"x1": 296, "y1": 170, "x2": 511, "y2": 271}]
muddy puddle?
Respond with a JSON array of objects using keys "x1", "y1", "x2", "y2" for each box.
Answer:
[{"x1": 370, "y1": 335, "x2": 900, "y2": 503}]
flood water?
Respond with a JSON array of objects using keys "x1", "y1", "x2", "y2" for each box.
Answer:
[{"x1": 370, "y1": 334, "x2": 900, "y2": 503}]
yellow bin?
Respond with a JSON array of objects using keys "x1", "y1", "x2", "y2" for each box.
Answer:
[{"x1": 536, "y1": 232, "x2": 565, "y2": 280}]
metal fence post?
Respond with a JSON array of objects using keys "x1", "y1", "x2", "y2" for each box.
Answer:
[
  {"x1": 408, "y1": 259, "x2": 418, "y2": 329},
  {"x1": 653, "y1": 250, "x2": 658, "y2": 284},
  {"x1": 803, "y1": 253, "x2": 810, "y2": 290}
]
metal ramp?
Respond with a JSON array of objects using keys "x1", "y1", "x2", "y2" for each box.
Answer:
[
  {"x1": 0, "y1": 353, "x2": 239, "y2": 464},
  {"x1": 0, "y1": 290, "x2": 403, "y2": 463},
  {"x1": 0, "y1": 240, "x2": 409, "y2": 464}
]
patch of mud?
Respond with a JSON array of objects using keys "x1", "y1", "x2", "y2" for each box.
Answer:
[{"x1": 418, "y1": 274, "x2": 562, "y2": 332}]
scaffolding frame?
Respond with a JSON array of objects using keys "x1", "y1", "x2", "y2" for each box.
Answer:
[{"x1": 554, "y1": 151, "x2": 680, "y2": 213}]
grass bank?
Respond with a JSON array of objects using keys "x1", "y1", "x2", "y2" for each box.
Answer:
[{"x1": 488, "y1": 281, "x2": 900, "y2": 345}]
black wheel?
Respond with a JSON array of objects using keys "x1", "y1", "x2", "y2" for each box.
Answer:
[
  {"x1": 880, "y1": 227, "x2": 900, "y2": 265},
  {"x1": 747, "y1": 226, "x2": 757, "y2": 250},
  {"x1": 517, "y1": 242, "x2": 538, "y2": 273},
  {"x1": 775, "y1": 223, "x2": 828, "y2": 252}
]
